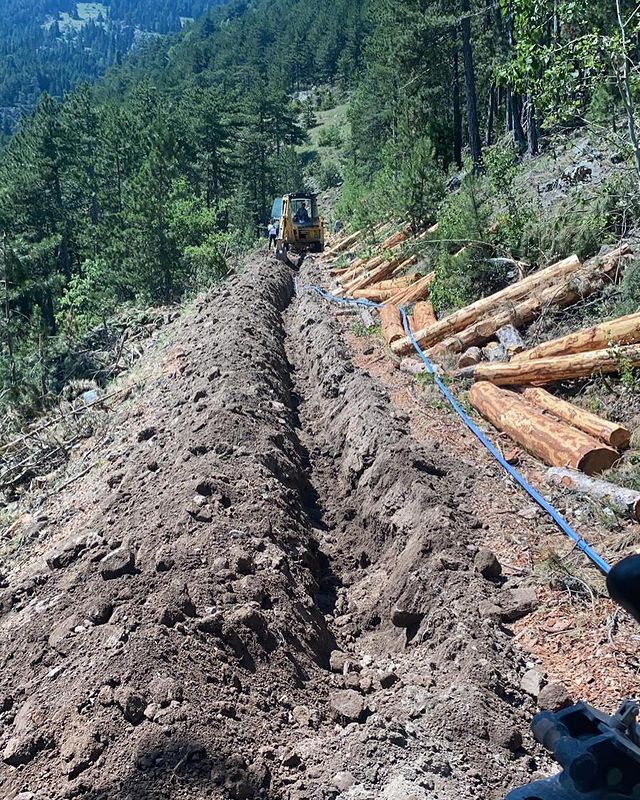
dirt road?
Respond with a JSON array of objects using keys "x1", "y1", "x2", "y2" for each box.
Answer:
[{"x1": 0, "y1": 255, "x2": 548, "y2": 799}]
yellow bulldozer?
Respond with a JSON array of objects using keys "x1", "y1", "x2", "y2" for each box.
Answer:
[{"x1": 271, "y1": 192, "x2": 325, "y2": 255}]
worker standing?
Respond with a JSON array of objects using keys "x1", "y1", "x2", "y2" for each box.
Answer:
[{"x1": 268, "y1": 220, "x2": 277, "y2": 250}]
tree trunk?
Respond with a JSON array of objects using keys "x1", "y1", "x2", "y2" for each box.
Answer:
[
  {"x1": 460, "y1": 0, "x2": 483, "y2": 170},
  {"x1": 434, "y1": 246, "x2": 631, "y2": 361},
  {"x1": 514, "y1": 309, "x2": 640, "y2": 362},
  {"x1": 325, "y1": 229, "x2": 363, "y2": 257},
  {"x1": 526, "y1": 94, "x2": 538, "y2": 155},
  {"x1": 452, "y1": 42, "x2": 463, "y2": 168},
  {"x1": 511, "y1": 92, "x2": 526, "y2": 148},
  {"x1": 380, "y1": 305, "x2": 405, "y2": 346},
  {"x1": 616, "y1": 0, "x2": 640, "y2": 189},
  {"x1": 471, "y1": 344, "x2": 640, "y2": 386},
  {"x1": 523, "y1": 387, "x2": 630, "y2": 448},
  {"x1": 545, "y1": 467, "x2": 640, "y2": 520},
  {"x1": 469, "y1": 383, "x2": 619, "y2": 475},
  {"x1": 391, "y1": 254, "x2": 582, "y2": 355},
  {"x1": 485, "y1": 85, "x2": 496, "y2": 146}
]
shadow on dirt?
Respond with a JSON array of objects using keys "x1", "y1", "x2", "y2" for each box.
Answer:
[{"x1": 80, "y1": 733, "x2": 273, "y2": 799}]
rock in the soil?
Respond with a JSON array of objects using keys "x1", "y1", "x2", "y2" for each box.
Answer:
[
  {"x1": 490, "y1": 725, "x2": 523, "y2": 752},
  {"x1": 330, "y1": 690, "x2": 368, "y2": 725},
  {"x1": 115, "y1": 689, "x2": 146, "y2": 725},
  {"x1": 381, "y1": 775, "x2": 429, "y2": 800},
  {"x1": 2, "y1": 733, "x2": 43, "y2": 767},
  {"x1": 474, "y1": 548, "x2": 502, "y2": 579},
  {"x1": 148, "y1": 676, "x2": 183, "y2": 707},
  {"x1": 87, "y1": 600, "x2": 113, "y2": 625},
  {"x1": 538, "y1": 682, "x2": 573, "y2": 712},
  {"x1": 520, "y1": 668, "x2": 544, "y2": 698},
  {"x1": 61, "y1": 731, "x2": 106, "y2": 778},
  {"x1": 329, "y1": 650, "x2": 349, "y2": 673},
  {"x1": 497, "y1": 587, "x2": 538, "y2": 622},
  {"x1": 379, "y1": 671, "x2": 399, "y2": 689},
  {"x1": 157, "y1": 583, "x2": 196, "y2": 628},
  {"x1": 46, "y1": 534, "x2": 89, "y2": 570},
  {"x1": 390, "y1": 607, "x2": 423, "y2": 628},
  {"x1": 478, "y1": 600, "x2": 502, "y2": 619},
  {"x1": 332, "y1": 771, "x2": 356, "y2": 791},
  {"x1": 99, "y1": 548, "x2": 136, "y2": 580}
]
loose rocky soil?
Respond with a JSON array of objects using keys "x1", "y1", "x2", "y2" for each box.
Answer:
[{"x1": 0, "y1": 254, "x2": 574, "y2": 800}]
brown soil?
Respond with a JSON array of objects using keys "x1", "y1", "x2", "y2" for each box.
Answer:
[{"x1": 0, "y1": 253, "x2": 586, "y2": 800}]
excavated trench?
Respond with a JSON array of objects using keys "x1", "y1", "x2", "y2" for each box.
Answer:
[{"x1": 0, "y1": 256, "x2": 546, "y2": 800}]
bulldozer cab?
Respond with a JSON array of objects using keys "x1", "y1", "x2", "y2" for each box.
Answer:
[{"x1": 272, "y1": 192, "x2": 324, "y2": 254}]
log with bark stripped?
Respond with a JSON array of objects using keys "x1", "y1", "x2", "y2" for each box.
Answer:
[
  {"x1": 470, "y1": 345, "x2": 640, "y2": 386},
  {"x1": 522, "y1": 387, "x2": 630, "y2": 448},
  {"x1": 545, "y1": 467, "x2": 640, "y2": 520},
  {"x1": 391, "y1": 254, "x2": 584, "y2": 355},
  {"x1": 514, "y1": 310, "x2": 640, "y2": 362},
  {"x1": 469, "y1": 383, "x2": 619, "y2": 475},
  {"x1": 424, "y1": 245, "x2": 631, "y2": 361},
  {"x1": 380, "y1": 305, "x2": 405, "y2": 346}
]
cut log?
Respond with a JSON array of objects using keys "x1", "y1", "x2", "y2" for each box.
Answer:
[
  {"x1": 380, "y1": 305, "x2": 405, "y2": 347},
  {"x1": 385, "y1": 272, "x2": 435, "y2": 306},
  {"x1": 496, "y1": 324, "x2": 525, "y2": 355},
  {"x1": 514, "y1": 311, "x2": 640, "y2": 362},
  {"x1": 352, "y1": 287, "x2": 401, "y2": 302},
  {"x1": 457, "y1": 347, "x2": 482, "y2": 368},
  {"x1": 325, "y1": 229, "x2": 363, "y2": 258},
  {"x1": 412, "y1": 301, "x2": 436, "y2": 330},
  {"x1": 545, "y1": 467, "x2": 640, "y2": 521},
  {"x1": 390, "y1": 254, "x2": 419, "y2": 277},
  {"x1": 391, "y1": 254, "x2": 583, "y2": 355},
  {"x1": 424, "y1": 245, "x2": 631, "y2": 360},
  {"x1": 522, "y1": 387, "x2": 630, "y2": 448},
  {"x1": 374, "y1": 275, "x2": 417, "y2": 291},
  {"x1": 469, "y1": 383, "x2": 619, "y2": 475},
  {"x1": 471, "y1": 345, "x2": 640, "y2": 386}
]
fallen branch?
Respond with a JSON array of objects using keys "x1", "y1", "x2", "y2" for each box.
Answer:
[{"x1": 545, "y1": 466, "x2": 640, "y2": 521}]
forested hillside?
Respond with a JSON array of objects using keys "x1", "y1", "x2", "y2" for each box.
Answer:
[
  {"x1": 2, "y1": 0, "x2": 640, "y2": 418},
  {"x1": 0, "y1": 0, "x2": 367, "y2": 412},
  {"x1": 0, "y1": 0, "x2": 226, "y2": 129}
]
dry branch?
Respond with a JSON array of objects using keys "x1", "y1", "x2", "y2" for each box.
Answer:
[{"x1": 546, "y1": 467, "x2": 640, "y2": 520}]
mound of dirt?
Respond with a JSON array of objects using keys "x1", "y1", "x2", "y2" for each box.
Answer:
[{"x1": 0, "y1": 256, "x2": 548, "y2": 799}]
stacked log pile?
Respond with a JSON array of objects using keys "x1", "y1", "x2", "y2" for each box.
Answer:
[{"x1": 323, "y1": 228, "x2": 637, "y2": 488}]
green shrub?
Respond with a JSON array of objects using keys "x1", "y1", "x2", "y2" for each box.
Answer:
[
  {"x1": 317, "y1": 124, "x2": 343, "y2": 148},
  {"x1": 618, "y1": 259, "x2": 640, "y2": 313}
]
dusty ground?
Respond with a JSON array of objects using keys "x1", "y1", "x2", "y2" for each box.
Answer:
[{"x1": 1, "y1": 251, "x2": 632, "y2": 800}]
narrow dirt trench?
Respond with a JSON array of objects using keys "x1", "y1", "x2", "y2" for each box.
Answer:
[{"x1": 0, "y1": 255, "x2": 549, "y2": 800}]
